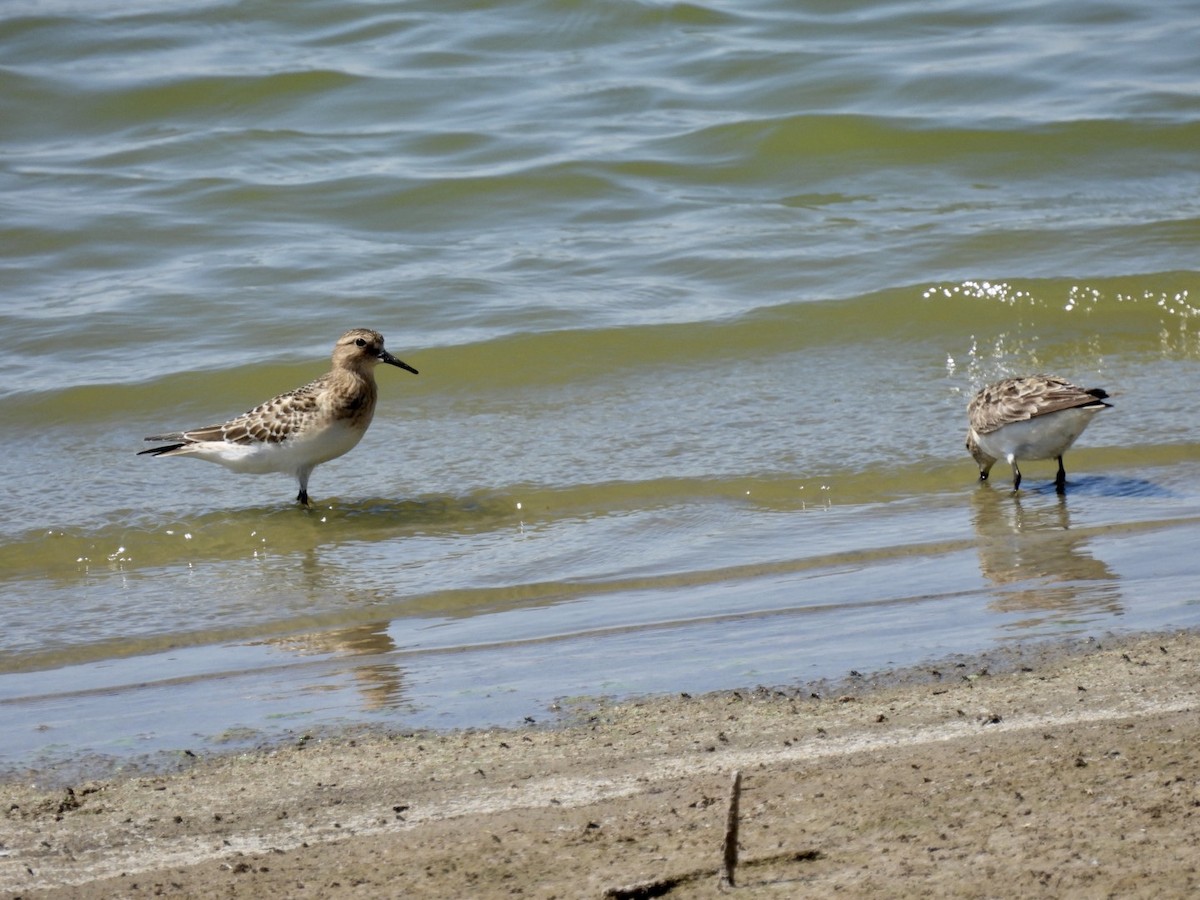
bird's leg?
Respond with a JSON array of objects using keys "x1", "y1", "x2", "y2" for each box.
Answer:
[
  {"x1": 297, "y1": 467, "x2": 313, "y2": 507},
  {"x1": 1055, "y1": 456, "x2": 1067, "y2": 494},
  {"x1": 1011, "y1": 461, "x2": 1022, "y2": 491}
]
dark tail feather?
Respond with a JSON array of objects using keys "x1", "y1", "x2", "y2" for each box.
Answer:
[
  {"x1": 138, "y1": 443, "x2": 187, "y2": 456},
  {"x1": 1086, "y1": 387, "x2": 1110, "y2": 401}
]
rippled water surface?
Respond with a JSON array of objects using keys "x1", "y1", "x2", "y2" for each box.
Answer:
[{"x1": 2, "y1": 0, "x2": 1199, "y2": 776}]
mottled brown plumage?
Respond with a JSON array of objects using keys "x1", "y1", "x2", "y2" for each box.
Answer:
[
  {"x1": 140, "y1": 329, "x2": 418, "y2": 505},
  {"x1": 966, "y1": 375, "x2": 1110, "y2": 492}
]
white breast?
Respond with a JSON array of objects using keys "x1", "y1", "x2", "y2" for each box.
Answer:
[{"x1": 975, "y1": 406, "x2": 1102, "y2": 463}]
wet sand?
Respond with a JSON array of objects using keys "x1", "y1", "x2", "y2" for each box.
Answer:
[{"x1": 3, "y1": 629, "x2": 1199, "y2": 898}]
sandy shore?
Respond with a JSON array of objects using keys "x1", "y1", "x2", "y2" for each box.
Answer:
[{"x1": 3, "y1": 629, "x2": 1199, "y2": 898}]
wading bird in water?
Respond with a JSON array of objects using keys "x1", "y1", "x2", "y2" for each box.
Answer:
[
  {"x1": 140, "y1": 328, "x2": 418, "y2": 506},
  {"x1": 966, "y1": 375, "x2": 1110, "y2": 493}
]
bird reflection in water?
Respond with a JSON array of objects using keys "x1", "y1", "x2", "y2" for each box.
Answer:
[{"x1": 969, "y1": 488, "x2": 1121, "y2": 627}]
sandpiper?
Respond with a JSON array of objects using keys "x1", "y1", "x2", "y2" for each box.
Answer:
[
  {"x1": 140, "y1": 328, "x2": 418, "y2": 506},
  {"x1": 966, "y1": 375, "x2": 1111, "y2": 493}
]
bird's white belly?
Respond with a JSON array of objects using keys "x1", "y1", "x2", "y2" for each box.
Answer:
[
  {"x1": 194, "y1": 422, "x2": 366, "y2": 476},
  {"x1": 976, "y1": 406, "x2": 1101, "y2": 462}
]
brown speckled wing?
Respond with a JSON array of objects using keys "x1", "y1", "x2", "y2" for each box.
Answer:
[
  {"x1": 968, "y1": 376, "x2": 1106, "y2": 435},
  {"x1": 184, "y1": 378, "x2": 327, "y2": 446}
]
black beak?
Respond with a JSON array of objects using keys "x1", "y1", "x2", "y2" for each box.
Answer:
[{"x1": 379, "y1": 350, "x2": 418, "y2": 375}]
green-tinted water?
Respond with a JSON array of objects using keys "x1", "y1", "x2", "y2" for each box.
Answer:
[{"x1": 2, "y1": 0, "x2": 1199, "y2": 776}]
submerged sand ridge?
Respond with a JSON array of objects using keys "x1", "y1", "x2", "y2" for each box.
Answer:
[{"x1": 3, "y1": 630, "x2": 1199, "y2": 898}]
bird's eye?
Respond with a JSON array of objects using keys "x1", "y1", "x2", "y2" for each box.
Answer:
[{"x1": 355, "y1": 338, "x2": 367, "y2": 347}]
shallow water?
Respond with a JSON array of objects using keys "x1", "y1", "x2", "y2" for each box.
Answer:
[{"x1": 1, "y1": 0, "x2": 1199, "y2": 776}]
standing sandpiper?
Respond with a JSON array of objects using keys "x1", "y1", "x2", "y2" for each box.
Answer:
[
  {"x1": 966, "y1": 375, "x2": 1111, "y2": 493},
  {"x1": 140, "y1": 328, "x2": 418, "y2": 506}
]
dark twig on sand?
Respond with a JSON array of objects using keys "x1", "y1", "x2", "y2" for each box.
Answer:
[{"x1": 721, "y1": 769, "x2": 742, "y2": 887}]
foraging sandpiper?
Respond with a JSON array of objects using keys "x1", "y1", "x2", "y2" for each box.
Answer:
[
  {"x1": 966, "y1": 375, "x2": 1110, "y2": 492},
  {"x1": 140, "y1": 328, "x2": 418, "y2": 505}
]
